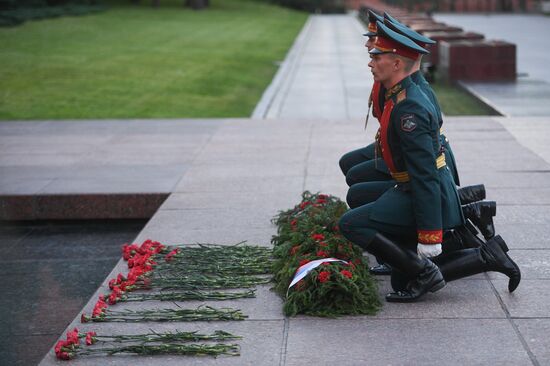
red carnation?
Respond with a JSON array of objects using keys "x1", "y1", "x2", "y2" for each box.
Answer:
[
  {"x1": 289, "y1": 246, "x2": 300, "y2": 255},
  {"x1": 80, "y1": 313, "x2": 90, "y2": 323},
  {"x1": 55, "y1": 340, "x2": 67, "y2": 354},
  {"x1": 318, "y1": 271, "x2": 330, "y2": 283},
  {"x1": 299, "y1": 201, "x2": 311, "y2": 210},
  {"x1": 108, "y1": 278, "x2": 116, "y2": 290},
  {"x1": 165, "y1": 248, "x2": 179, "y2": 262},
  {"x1": 316, "y1": 250, "x2": 329, "y2": 257},
  {"x1": 299, "y1": 259, "x2": 310, "y2": 267},
  {"x1": 295, "y1": 280, "x2": 306, "y2": 291},
  {"x1": 311, "y1": 233, "x2": 325, "y2": 241},
  {"x1": 57, "y1": 351, "x2": 72, "y2": 360},
  {"x1": 340, "y1": 270, "x2": 353, "y2": 279},
  {"x1": 85, "y1": 331, "x2": 97, "y2": 345}
]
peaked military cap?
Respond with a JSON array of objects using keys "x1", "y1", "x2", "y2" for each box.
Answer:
[
  {"x1": 384, "y1": 12, "x2": 435, "y2": 48},
  {"x1": 370, "y1": 20, "x2": 429, "y2": 60},
  {"x1": 363, "y1": 10, "x2": 384, "y2": 37}
]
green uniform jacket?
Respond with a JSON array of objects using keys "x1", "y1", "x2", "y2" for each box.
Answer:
[
  {"x1": 368, "y1": 76, "x2": 464, "y2": 244},
  {"x1": 410, "y1": 70, "x2": 460, "y2": 186}
]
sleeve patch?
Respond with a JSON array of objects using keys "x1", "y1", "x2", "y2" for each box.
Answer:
[{"x1": 401, "y1": 114, "x2": 417, "y2": 132}]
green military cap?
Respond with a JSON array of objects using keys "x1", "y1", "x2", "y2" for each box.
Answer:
[
  {"x1": 383, "y1": 12, "x2": 436, "y2": 47},
  {"x1": 363, "y1": 10, "x2": 384, "y2": 37},
  {"x1": 370, "y1": 21, "x2": 429, "y2": 60}
]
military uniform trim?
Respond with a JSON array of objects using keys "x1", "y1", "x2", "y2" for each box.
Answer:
[
  {"x1": 418, "y1": 230, "x2": 443, "y2": 244},
  {"x1": 385, "y1": 84, "x2": 402, "y2": 100},
  {"x1": 379, "y1": 99, "x2": 398, "y2": 173},
  {"x1": 390, "y1": 154, "x2": 446, "y2": 183},
  {"x1": 372, "y1": 81, "x2": 383, "y2": 119}
]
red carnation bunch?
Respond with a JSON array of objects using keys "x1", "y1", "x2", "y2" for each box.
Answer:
[
  {"x1": 318, "y1": 271, "x2": 330, "y2": 283},
  {"x1": 82, "y1": 239, "x2": 168, "y2": 323},
  {"x1": 54, "y1": 328, "x2": 97, "y2": 360},
  {"x1": 271, "y1": 191, "x2": 381, "y2": 316}
]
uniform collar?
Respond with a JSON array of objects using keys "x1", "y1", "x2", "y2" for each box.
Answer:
[
  {"x1": 385, "y1": 76, "x2": 412, "y2": 101},
  {"x1": 409, "y1": 70, "x2": 421, "y2": 84}
]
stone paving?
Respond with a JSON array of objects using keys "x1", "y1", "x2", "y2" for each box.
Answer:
[
  {"x1": 31, "y1": 115, "x2": 550, "y2": 366},
  {"x1": 0, "y1": 12, "x2": 549, "y2": 366},
  {"x1": 253, "y1": 14, "x2": 374, "y2": 120},
  {"x1": 434, "y1": 14, "x2": 550, "y2": 117}
]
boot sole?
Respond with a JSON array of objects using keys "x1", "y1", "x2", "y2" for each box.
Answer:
[
  {"x1": 386, "y1": 279, "x2": 446, "y2": 303},
  {"x1": 486, "y1": 201, "x2": 497, "y2": 216},
  {"x1": 429, "y1": 279, "x2": 446, "y2": 293}
]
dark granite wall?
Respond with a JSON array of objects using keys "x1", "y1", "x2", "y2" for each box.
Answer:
[{"x1": 0, "y1": 219, "x2": 147, "y2": 366}]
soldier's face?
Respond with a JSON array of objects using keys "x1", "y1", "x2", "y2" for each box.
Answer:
[{"x1": 368, "y1": 53, "x2": 394, "y2": 83}]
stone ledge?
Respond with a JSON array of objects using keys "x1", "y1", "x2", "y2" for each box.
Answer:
[{"x1": 0, "y1": 193, "x2": 168, "y2": 220}]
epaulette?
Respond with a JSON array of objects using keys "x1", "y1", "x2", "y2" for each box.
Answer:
[
  {"x1": 385, "y1": 83, "x2": 402, "y2": 100},
  {"x1": 396, "y1": 89, "x2": 407, "y2": 104}
]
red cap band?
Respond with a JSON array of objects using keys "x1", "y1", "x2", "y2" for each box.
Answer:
[{"x1": 373, "y1": 36, "x2": 420, "y2": 60}]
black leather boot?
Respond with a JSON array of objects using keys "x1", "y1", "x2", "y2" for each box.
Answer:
[
  {"x1": 365, "y1": 234, "x2": 446, "y2": 303},
  {"x1": 458, "y1": 184, "x2": 486, "y2": 205},
  {"x1": 462, "y1": 201, "x2": 496, "y2": 240},
  {"x1": 385, "y1": 260, "x2": 446, "y2": 302},
  {"x1": 482, "y1": 235, "x2": 521, "y2": 292},
  {"x1": 442, "y1": 222, "x2": 484, "y2": 253},
  {"x1": 433, "y1": 235, "x2": 521, "y2": 292}
]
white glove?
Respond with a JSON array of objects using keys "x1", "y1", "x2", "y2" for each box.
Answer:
[{"x1": 417, "y1": 243, "x2": 442, "y2": 258}]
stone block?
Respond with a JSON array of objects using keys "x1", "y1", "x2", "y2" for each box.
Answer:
[
  {"x1": 286, "y1": 318, "x2": 530, "y2": 365},
  {"x1": 439, "y1": 40, "x2": 516, "y2": 81},
  {"x1": 375, "y1": 279, "x2": 506, "y2": 319},
  {"x1": 492, "y1": 279, "x2": 550, "y2": 318},
  {"x1": 514, "y1": 319, "x2": 550, "y2": 365}
]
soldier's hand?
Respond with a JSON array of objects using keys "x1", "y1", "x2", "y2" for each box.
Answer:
[{"x1": 417, "y1": 243, "x2": 442, "y2": 258}]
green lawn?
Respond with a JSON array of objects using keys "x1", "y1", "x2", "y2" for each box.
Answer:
[
  {"x1": 431, "y1": 81, "x2": 497, "y2": 116},
  {"x1": 0, "y1": 0, "x2": 307, "y2": 119}
]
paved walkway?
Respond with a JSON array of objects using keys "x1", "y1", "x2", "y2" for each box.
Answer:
[
  {"x1": 434, "y1": 13, "x2": 550, "y2": 117},
  {"x1": 253, "y1": 14, "x2": 374, "y2": 120},
  {"x1": 0, "y1": 13, "x2": 549, "y2": 366}
]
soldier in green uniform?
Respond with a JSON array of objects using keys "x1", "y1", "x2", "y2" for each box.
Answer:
[
  {"x1": 339, "y1": 22, "x2": 520, "y2": 302},
  {"x1": 383, "y1": 13, "x2": 496, "y2": 241},
  {"x1": 344, "y1": 12, "x2": 496, "y2": 240},
  {"x1": 339, "y1": 10, "x2": 390, "y2": 188}
]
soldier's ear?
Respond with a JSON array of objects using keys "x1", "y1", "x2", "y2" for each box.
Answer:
[{"x1": 393, "y1": 57, "x2": 401, "y2": 70}]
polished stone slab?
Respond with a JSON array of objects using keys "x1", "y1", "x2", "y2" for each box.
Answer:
[
  {"x1": 492, "y1": 279, "x2": 550, "y2": 318},
  {"x1": 514, "y1": 319, "x2": 550, "y2": 365},
  {"x1": 0, "y1": 221, "x2": 144, "y2": 366},
  {"x1": 487, "y1": 250, "x2": 550, "y2": 280},
  {"x1": 375, "y1": 279, "x2": 506, "y2": 319},
  {"x1": 0, "y1": 119, "x2": 222, "y2": 219},
  {"x1": 286, "y1": 318, "x2": 531, "y2": 365}
]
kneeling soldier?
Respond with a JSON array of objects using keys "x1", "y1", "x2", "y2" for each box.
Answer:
[{"x1": 339, "y1": 21, "x2": 520, "y2": 302}]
